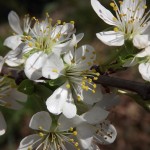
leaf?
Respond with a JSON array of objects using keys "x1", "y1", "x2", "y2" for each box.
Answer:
[
  {"x1": 48, "y1": 76, "x2": 66, "y2": 87},
  {"x1": 18, "y1": 79, "x2": 35, "y2": 95},
  {"x1": 34, "y1": 83, "x2": 53, "y2": 100}
]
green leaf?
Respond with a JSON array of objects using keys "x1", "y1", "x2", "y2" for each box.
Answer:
[
  {"x1": 18, "y1": 79, "x2": 35, "y2": 95},
  {"x1": 48, "y1": 76, "x2": 66, "y2": 87},
  {"x1": 34, "y1": 83, "x2": 53, "y2": 100}
]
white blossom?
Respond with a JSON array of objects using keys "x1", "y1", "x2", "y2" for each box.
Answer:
[
  {"x1": 91, "y1": 0, "x2": 150, "y2": 47},
  {"x1": 0, "y1": 77, "x2": 27, "y2": 135},
  {"x1": 42, "y1": 45, "x2": 102, "y2": 118}
]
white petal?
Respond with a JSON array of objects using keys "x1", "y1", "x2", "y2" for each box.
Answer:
[
  {"x1": 62, "y1": 102, "x2": 77, "y2": 118},
  {"x1": 96, "y1": 93, "x2": 120, "y2": 109},
  {"x1": 0, "y1": 56, "x2": 5, "y2": 73},
  {"x1": 29, "y1": 111, "x2": 52, "y2": 131},
  {"x1": 42, "y1": 53, "x2": 64, "y2": 79},
  {"x1": 8, "y1": 11, "x2": 23, "y2": 34},
  {"x1": 25, "y1": 52, "x2": 47, "y2": 80},
  {"x1": 136, "y1": 46, "x2": 150, "y2": 57},
  {"x1": 91, "y1": 0, "x2": 117, "y2": 26},
  {"x1": 46, "y1": 83, "x2": 68, "y2": 115},
  {"x1": 81, "y1": 106, "x2": 109, "y2": 125},
  {"x1": 96, "y1": 31, "x2": 124, "y2": 46},
  {"x1": 58, "y1": 115, "x2": 83, "y2": 131},
  {"x1": 0, "y1": 112, "x2": 6, "y2": 136},
  {"x1": 82, "y1": 85, "x2": 103, "y2": 105},
  {"x1": 77, "y1": 124, "x2": 94, "y2": 149},
  {"x1": 138, "y1": 63, "x2": 150, "y2": 81},
  {"x1": 3, "y1": 35, "x2": 22, "y2": 50},
  {"x1": 18, "y1": 134, "x2": 41, "y2": 150},
  {"x1": 133, "y1": 34, "x2": 149, "y2": 49},
  {"x1": 94, "y1": 121, "x2": 117, "y2": 144},
  {"x1": 10, "y1": 88, "x2": 27, "y2": 103}
]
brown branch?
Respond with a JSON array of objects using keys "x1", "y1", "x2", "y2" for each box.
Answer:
[{"x1": 95, "y1": 75, "x2": 150, "y2": 101}]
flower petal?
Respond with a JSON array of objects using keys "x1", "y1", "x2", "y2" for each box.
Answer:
[
  {"x1": 138, "y1": 63, "x2": 150, "y2": 81},
  {"x1": 96, "y1": 31, "x2": 124, "y2": 46},
  {"x1": 0, "y1": 112, "x2": 6, "y2": 136},
  {"x1": 42, "y1": 53, "x2": 64, "y2": 79},
  {"x1": 46, "y1": 82, "x2": 68, "y2": 115},
  {"x1": 81, "y1": 106, "x2": 109, "y2": 125},
  {"x1": 82, "y1": 85, "x2": 103, "y2": 105},
  {"x1": 91, "y1": 0, "x2": 117, "y2": 26},
  {"x1": 77, "y1": 124, "x2": 94, "y2": 149},
  {"x1": 29, "y1": 111, "x2": 52, "y2": 131},
  {"x1": 94, "y1": 120, "x2": 117, "y2": 145},
  {"x1": 136, "y1": 46, "x2": 150, "y2": 57},
  {"x1": 3, "y1": 35, "x2": 22, "y2": 50},
  {"x1": 133, "y1": 34, "x2": 149, "y2": 49},
  {"x1": 25, "y1": 52, "x2": 47, "y2": 80},
  {"x1": 58, "y1": 115, "x2": 83, "y2": 131},
  {"x1": 62, "y1": 101, "x2": 77, "y2": 118},
  {"x1": 96, "y1": 93, "x2": 120, "y2": 109},
  {"x1": 8, "y1": 11, "x2": 23, "y2": 34},
  {"x1": 18, "y1": 134, "x2": 41, "y2": 150}
]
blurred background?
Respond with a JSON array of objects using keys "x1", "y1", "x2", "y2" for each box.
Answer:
[{"x1": 0, "y1": 0, "x2": 150, "y2": 149}]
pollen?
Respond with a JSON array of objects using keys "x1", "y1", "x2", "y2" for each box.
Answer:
[
  {"x1": 66, "y1": 84, "x2": 71, "y2": 89},
  {"x1": 28, "y1": 42, "x2": 33, "y2": 47},
  {"x1": 114, "y1": 27, "x2": 119, "y2": 32},
  {"x1": 73, "y1": 131, "x2": 78, "y2": 136},
  {"x1": 143, "y1": 5, "x2": 147, "y2": 9},
  {"x1": 77, "y1": 95, "x2": 81, "y2": 101},
  {"x1": 52, "y1": 69, "x2": 58, "y2": 73},
  {"x1": 74, "y1": 142, "x2": 79, "y2": 147},
  {"x1": 70, "y1": 21, "x2": 75, "y2": 24},
  {"x1": 70, "y1": 127, "x2": 74, "y2": 131},
  {"x1": 110, "y1": 2, "x2": 115, "y2": 7},
  {"x1": 38, "y1": 132, "x2": 44, "y2": 137},
  {"x1": 93, "y1": 77, "x2": 98, "y2": 80},
  {"x1": 57, "y1": 20, "x2": 61, "y2": 24},
  {"x1": 69, "y1": 138, "x2": 74, "y2": 142}
]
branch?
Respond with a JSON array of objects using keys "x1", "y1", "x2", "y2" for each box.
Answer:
[{"x1": 95, "y1": 75, "x2": 150, "y2": 101}]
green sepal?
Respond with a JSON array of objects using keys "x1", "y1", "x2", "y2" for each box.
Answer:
[
  {"x1": 17, "y1": 79, "x2": 35, "y2": 95},
  {"x1": 48, "y1": 76, "x2": 66, "y2": 87}
]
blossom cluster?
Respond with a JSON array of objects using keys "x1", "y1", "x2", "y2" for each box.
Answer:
[
  {"x1": 0, "y1": 0, "x2": 150, "y2": 149},
  {"x1": 0, "y1": 9, "x2": 119, "y2": 150}
]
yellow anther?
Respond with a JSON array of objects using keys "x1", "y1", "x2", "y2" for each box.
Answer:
[
  {"x1": 73, "y1": 131, "x2": 78, "y2": 136},
  {"x1": 83, "y1": 76, "x2": 87, "y2": 79},
  {"x1": 81, "y1": 81, "x2": 85, "y2": 85},
  {"x1": 66, "y1": 84, "x2": 71, "y2": 89},
  {"x1": 85, "y1": 86, "x2": 89, "y2": 91},
  {"x1": 57, "y1": 20, "x2": 61, "y2": 24},
  {"x1": 96, "y1": 72, "x2": 100, "y2": 76},
  {"x1": 77, "y1": 95, "x2": 81, "y2": 101},
  {"x1": 56, "y1": 33, "x2": 61, "y2": 39},
  {"x1": 81, "y1": 56, "x2": 86, "y2": 60},
  {"x1": 69, "y1": 138, "x2": 74, "y2": 142},
  {"x1": 63, "y1": 22, "x2": 66, "y2": 25},
  {"x1": 38, "y1": 132, "x2": 44, "y2": 137},
  {"x1": 74, "y1": 142, "x2": 79, "y2": 147},
  {"x1": 88, "y1": 78, "x2": 92, "y2": 83},
  {"x1": 27, "y1": 146, "x2": 32, "y2": 150},
  {"x1": 92, "y1": 90, "x2": 96, "y2": 94},
  {"x1": 110, "y1": 2, "x2": 115, "y2": 7},
  {"x1": 70, "y1": 21, "x2": 75, "y2": 24},
  {"x1": 52, "y1": 69, "x2": 58, "y2": 73},
  {"x1": 93, "y1": 84, "x2": 97, "y2": 88},
  {"x1": 143, "y1": 5, "x2": 147, "y2": 9},
  {"x1": 46, "y1": 12, "x2": 49, "y2": 17},
  {"x1": 114, "y1": 27, "x2": 119, "y2": 32},
  {"x1": 113, "y1": 17, "x2": 117, "y2": 21},
  {"x1": 87, "y1": 62, "x2": 92, "y2": 66},
  {"x1": 27, "y1": 36, "x2": 31, "y2": 40},
  {"x1": 38, "y1": 126, "x2": 43, "y2": 130},
  {"x1": 113, "y1": 6, "x2": 118, "y2": 11},
  {"x1": 70, "y1": 127, "x2": 74, "y2": 131},
  {"x1": 119, "y1": 1, "x2": 123, "y2": 5},
  {"x1": 28, "y1": 42, "x2": 33, "y2": 47}
]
